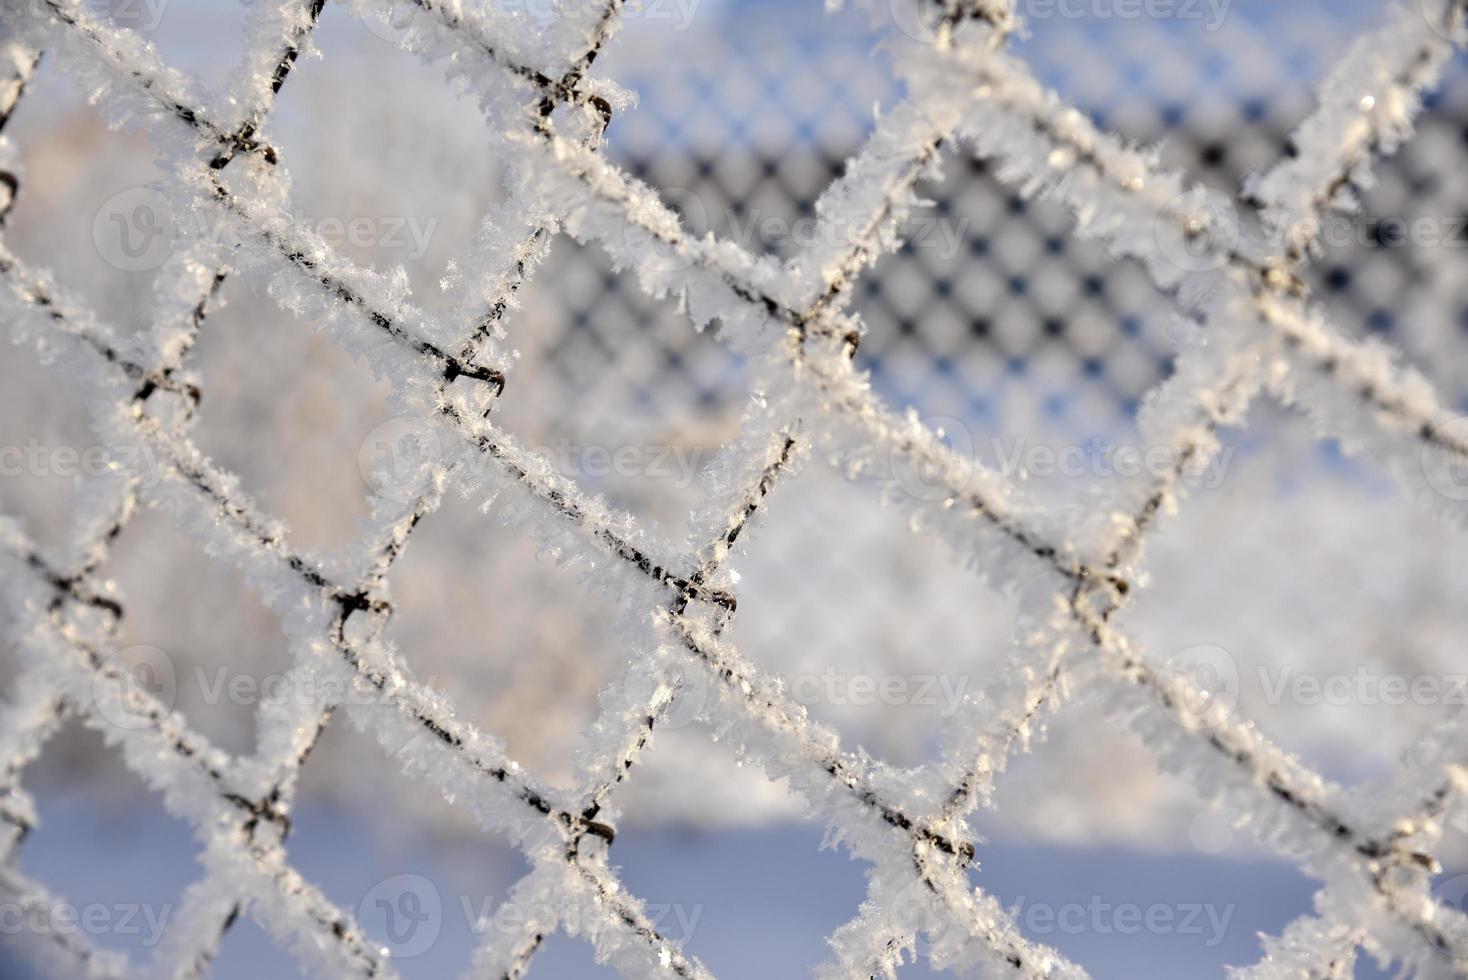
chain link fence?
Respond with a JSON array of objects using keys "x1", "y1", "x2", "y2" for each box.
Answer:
[{"x1": 0, "y1": 1, "x2": 1466, "y2": 976}]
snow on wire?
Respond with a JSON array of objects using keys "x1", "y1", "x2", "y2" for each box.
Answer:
[{"x1": 0, "y1": 0, "x2": 1464, "y2": 977}]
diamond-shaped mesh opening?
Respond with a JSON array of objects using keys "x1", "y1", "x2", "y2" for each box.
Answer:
[
  {"x1": 525, "y1": 930, "x2": 620, "y2": 978},
  {"x1": 968, "y1": 829, "x2": 1319, "y2": 977},
  {"x1": 103, "y1": 506, "x2": 293, "y2": 756},
  {"x1": 499, "y1": 235, "x2": 747, "y2": 539},
  {"x1": 568, "y1": 717, "x2": 875, "y2": 975},
  {"x1": 189, "y1": 275, "x2": 387, "y2": 554},
  {"x1": 611, "y1": 722, "x2": 803, "y2": 830},
  {"x1": 283, "y1": 720, "x2": 534, "y2": 978},
  {"x1": 0, "y1": 340, "x2": 92, "y2": 557},
  {"x1": 1, "y1": 72, "x2": 165, "y2": 339},
  {"x1": 91, "y1": 0, "x2": 248, "y2": 93},
  {"x1": 608, "y1": 818, "x2": 871, "y2": 977},
  {"x1": 852, "y1": 162, "x2": 1175, "y2": 463},
  {"x1": 1434, "y1": 812, "x2": 1468, "y2": 889},
  {"x1": 240, "y1": 4, "x2": 508, "y2": 305},
  {"x1": 1126, "y1": 416, "x2": 1468, "y2": 784},
  {"x1": 377, "y1": 491, "x2": 630, "y2": 792},
  {"x1": 976, "y1": 681, "x2": 1333, "y2": 974},
  {"x1": 977, "y1": 694, "x2": 1194, "y2": 850},
  {"x1": 2, "y1": 722, "x2": 200, "y2": 968},
  {"x1": 601, "y1": 2, "x2": 891, "y2": 222},
  {"x1": 209, "y1": 918, "x2": 311, "y2": 980},
  {"x1": 726, "y1": 463, "x2": 1018, "y2": 768}
]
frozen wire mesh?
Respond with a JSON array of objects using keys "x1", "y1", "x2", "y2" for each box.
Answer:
[{"x1": 0, "y1": 0, "x2": 1466, "y2": 977}]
